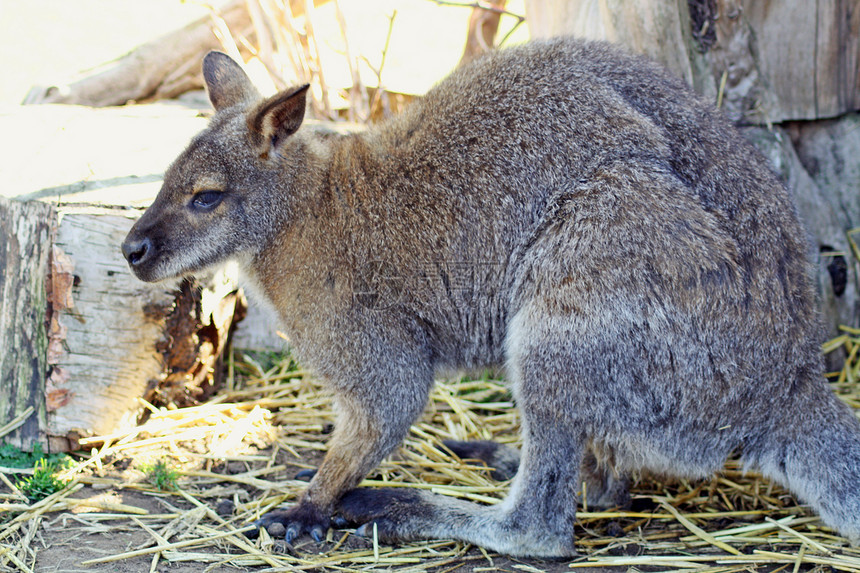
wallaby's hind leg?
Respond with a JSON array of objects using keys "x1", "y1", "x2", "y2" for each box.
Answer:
[
  {"x1": 581, "y1": 449, "x2": 631, "y2": 509},
  {"x1": 442, "y1": 439, "x2": 629, "y2": 508},
  {"x1": 442, "y1": 439, "x2": 520, "y2": 481},
  {"x1": 337, "y1": 415, "x2": 585, "y2": 557},
  {"x1": 755, "y1": 390, "x2": 860, "y2": 544}
]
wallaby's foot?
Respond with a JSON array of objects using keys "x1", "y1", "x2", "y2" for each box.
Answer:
[
  {"x1": 294, "y1": 468, "x2": 317, "y2": 481},
  {"x1": 335, "y1": 487, "x2": 577, "y2": 557},
  {"x1": 335, "y1": 487, "x2": 427, "y2": 542},
  {"x1": 439, "y1": 440, "x2": 630, "y2": 507},
  {"x1": 581, "y1": 450, "x2": 630, "y2": 509},
  {"x1": 441, "y1": 439, "x2": 520, "y2": 480},
  {"x1": 249, "y1": 502, "x2": 330, "y2": 544}
]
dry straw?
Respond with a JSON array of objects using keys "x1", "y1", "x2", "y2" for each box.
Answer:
[{"x1": 1, "y1": 330, "x2": 860, "y2": 571}]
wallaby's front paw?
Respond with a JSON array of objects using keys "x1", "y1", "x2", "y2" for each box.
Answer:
[
  {"x1": 334, "y1": 487, "x2": 428, "y2": 543},
  {"x1": 250, "y1": 503, "x2": 330, "y2": 544}
]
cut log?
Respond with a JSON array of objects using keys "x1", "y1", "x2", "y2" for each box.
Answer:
[
  {"x1": 3, "y1": 102, "x2": 288, "y2": 353},
  {"x1": 0, "y1": 201, "x2": 243, "y2": 452},
  {"x1": 0, "y1": 102, "x2": 299, "y2": 451},
  {"x1": 23, "y1": 1, "x2": 251, "y2": 107}
]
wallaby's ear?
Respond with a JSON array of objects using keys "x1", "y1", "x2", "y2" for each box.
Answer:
[
  {"x1": 202, "y1": 51, "x2": 260, "y2": 111},
  {"x1": 248, "y1": 84, "x2": 310, "y2": 153}
]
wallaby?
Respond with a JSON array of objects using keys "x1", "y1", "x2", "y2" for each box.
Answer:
[{"x1": 122, "y1": 37, "x2": 860, "y2": 557}]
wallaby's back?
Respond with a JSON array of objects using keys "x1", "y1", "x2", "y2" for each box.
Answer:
[{"x1": 334, "y1": 38, "x2": 819, "y2": 378}]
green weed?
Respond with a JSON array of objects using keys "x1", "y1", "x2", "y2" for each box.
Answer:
[
  {"x1": 0, "y1": 441, "x2": 68, "y2": 469},
  {"x1": 15, "y1": 459, "x2": 68, "y2": 503},
  {"x1": 141, "y1": 459, "x2": 180, "y2": 491}
]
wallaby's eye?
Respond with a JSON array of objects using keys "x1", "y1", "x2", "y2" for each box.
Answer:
[{"x1": 190, "y1": 191, "x2": 224, "y2": 211}]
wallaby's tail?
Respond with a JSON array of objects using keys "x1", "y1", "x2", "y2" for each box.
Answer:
[{"x1": 755, "y1": 388, "x2": 860, "y2": 544}]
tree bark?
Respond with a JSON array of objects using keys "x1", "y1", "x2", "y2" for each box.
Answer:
[{"x1": 0, "y1": 198, "x2": 54, "y2": 449}]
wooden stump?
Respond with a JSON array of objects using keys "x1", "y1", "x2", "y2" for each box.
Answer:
[{"x1": 0, "y1": 200, "x2": 243, "y2": 452}]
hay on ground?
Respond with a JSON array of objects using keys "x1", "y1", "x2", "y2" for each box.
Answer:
[{"x1": 2, "y1": 329, "x2": 860, "y2": 571}]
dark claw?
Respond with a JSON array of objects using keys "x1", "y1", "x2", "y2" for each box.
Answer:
[
  {"x1": 249, "y1": 504, "x2": 330, "y2": 546},
  {"x1": 331, "y1": 515, "x2": 351, "y2": 529},
  {"x1": 295, "y1": 468, "x2": 317, "y2": 481},
  {"x1": 266, "y1": 522, "x2": 286, "y2": 538}
]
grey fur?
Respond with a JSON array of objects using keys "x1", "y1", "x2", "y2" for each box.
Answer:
[{"x1": 122, "y1": 38, "x2": 860, "y2": 557}]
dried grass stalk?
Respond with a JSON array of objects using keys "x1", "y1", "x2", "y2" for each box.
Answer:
[{"x1": 3, "y1": 333, "x2": 860, "y2": 571}]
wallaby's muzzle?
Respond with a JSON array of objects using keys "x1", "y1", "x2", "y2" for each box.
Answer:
[
  {"x1": 121, "y1": 235, "x2": 152, "y2": 269},
  {"x1": 122, "y1": 221, "x2": 166, "y2": 282}
]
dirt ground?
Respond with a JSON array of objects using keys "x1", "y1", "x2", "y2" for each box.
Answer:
[
  {"x1": 31, "y1": 492, "x2": 603, "y2": 573},
  {"x1": 2, "y1": 366, "x2": 622, "y2": 573},
  {"x1": 34, "y1": 489, "x2": 211, "y2": 573},
  {"x1": 8, "y1": 407, "x2": 847, "y2": 573},
  {"x1": 9, "y1": 365, "x2": 854, "y2": 573},
  {"x1": 21, "y1": 449, "x2": 610, "y2": 573}
]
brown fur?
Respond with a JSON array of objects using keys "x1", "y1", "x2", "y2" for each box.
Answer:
[{"x1": 122, "y1": 39, "x2": 860, "y2": 557}]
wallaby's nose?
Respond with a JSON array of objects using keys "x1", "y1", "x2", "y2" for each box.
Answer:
[{"x1": 122, "y1": 236, "x2": 152, "y2": 267}]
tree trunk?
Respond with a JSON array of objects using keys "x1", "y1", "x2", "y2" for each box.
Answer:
[
  {"x1": 525, "y1": 0, "x2": 860, "y2": 124},
  {"x1": 742, "y1": 124, "x2": 859, "y2": 341},
  {"x1": 525, "y1": 0, "x2": 699, "y2": 88},
  {"x1": 741, "y1": 0, "x2": 860, "y2": 122},
  {"x1": 459, "y1": 1, "x2": 509, "y2": 67}
]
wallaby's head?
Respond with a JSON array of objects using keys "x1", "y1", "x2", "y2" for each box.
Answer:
[{"x1": 121, "y1": 52, "x2": 310, "y2": 282}]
